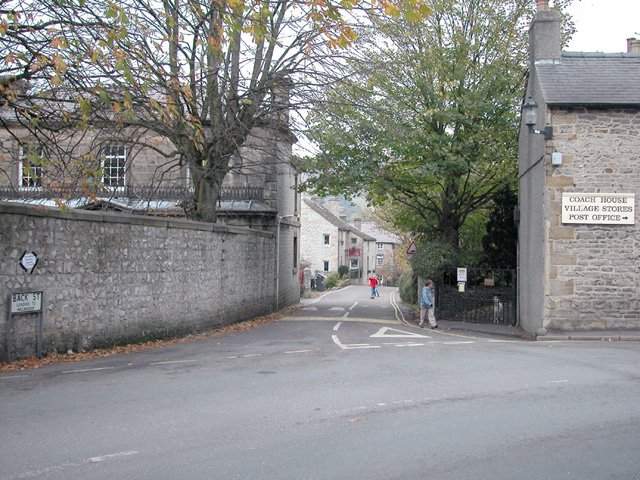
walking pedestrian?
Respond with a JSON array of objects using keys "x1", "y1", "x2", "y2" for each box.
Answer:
[
  {"x1": 368, "y1": 274, "x2": 378, "y2": 299},
  {"x1": 419, "y1": 279, "x2": 438, "y2": 329}
]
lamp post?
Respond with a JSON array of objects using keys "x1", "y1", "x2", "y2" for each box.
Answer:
[{"x1": 523, "y1": 96, "x2": 553, "y2": 140}]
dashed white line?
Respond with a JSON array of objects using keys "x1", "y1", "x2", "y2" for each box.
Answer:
[
  {"x1": 333, "y1": 322, "x2": 342, "y2": 331},
  {"x1": 149, "y1": 360, "x2": 198, "y2": 365},
  {"x1": 0, "y1": 374, "x2": 30, "y2": 380},
  {"x1": 61, "y1": 367, "x2": 115, "y2": 374},
  {"x1": 89, "y1": 450, "x2": 139, "y2": 463}
]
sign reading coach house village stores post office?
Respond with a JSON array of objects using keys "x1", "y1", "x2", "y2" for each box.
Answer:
[{"x1": 561, "y1": 193, "x2": 635, "y2": 225}]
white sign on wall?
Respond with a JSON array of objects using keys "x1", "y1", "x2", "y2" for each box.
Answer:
[
  {"x1": 561, "y1": 193, "x2": 635, "y2": 225},
  {"x1": 10, "y1": 291, "x2": 43, "y2": 314}
]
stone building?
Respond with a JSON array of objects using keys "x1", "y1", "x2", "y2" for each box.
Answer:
[
  {"x1": 300, "y1": 197, "x2": 376, "y2": 282},
  {"x1": 518, "y1": 1, "x2": 640, "y2": 336},
  {"x1": 359, "y1": 222, "x2": 402, "y2": 285}
]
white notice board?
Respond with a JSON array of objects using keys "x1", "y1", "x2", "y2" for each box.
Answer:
[{"x1": 561, "y1": 193, "x2": 635, "y2": 225}]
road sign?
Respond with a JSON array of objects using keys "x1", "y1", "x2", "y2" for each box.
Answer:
[
  {"x1": 10, "y1": 291, "x2": 43, "y2": 314},
  {"x1": 457, "y1": 268, "x2": 468, "y2": 283},
  {"x1": 406, "y1": 241, "x2": 417, "y2": 257},
  {"x1": 19, "y1": 251, "x2": 38, "y2": 273}
]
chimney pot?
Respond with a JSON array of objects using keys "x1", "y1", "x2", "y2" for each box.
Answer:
[{"x1": 627, "y1": 38, "x2": 640, "y2": 53}]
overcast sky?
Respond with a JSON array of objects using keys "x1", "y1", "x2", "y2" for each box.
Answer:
[{"x1": 565, "y1": 0, "x2": 640, "y2": 52}]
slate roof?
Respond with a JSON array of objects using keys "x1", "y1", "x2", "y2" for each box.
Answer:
[
  {"x1": 535, "y1": 52, "x2": 640, "y2": 106},
  {"x1": 303, "y1": 199, "x2": 375, "y2": 241},
  {"x1": 359, "y1": 222, "x2": 402, "y2": 244}
]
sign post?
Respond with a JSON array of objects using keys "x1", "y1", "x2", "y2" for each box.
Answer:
[{"x1": 7, "y1": 292, "x2": 44, "y2": 361}]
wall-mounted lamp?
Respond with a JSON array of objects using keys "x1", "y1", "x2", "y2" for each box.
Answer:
[{"x1": 523, "y1": 96, "x2": 553, "y2": 140}]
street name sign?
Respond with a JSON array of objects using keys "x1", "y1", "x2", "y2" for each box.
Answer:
[
  {"x1": 10, "y1": 291, "x2": 43, "y2": 314},
  {"x1": 561, "y1": 193, "x2": 635, "y2": 225}
]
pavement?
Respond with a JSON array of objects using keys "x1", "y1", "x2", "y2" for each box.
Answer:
[{"x1": 433, "y1": 320, "x2": 640, "y2": 342}]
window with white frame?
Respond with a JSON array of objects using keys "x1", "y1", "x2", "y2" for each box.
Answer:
[
  {"x1": 101, "y1": 145, "x2": 127, "y2": 188},
  {"x1": 351, "y1": 237, "x2": 357, "y2": 245},
  {"x1": 377, "y1": 254, "x2": 384, "y2": 266},
  {"x1": 350, "y1": 259, "x2": 359, "y2": 269},
  {"x1": 19, "y1": 146, "x2": 43, "y2": 189},
  {"x1": 323, "y1": 234, "x2": 330, "y2": 245},
  {"x1": 323, "y1": 261, "x2": 329, "y2": 272},
  {"x1": 377, "y1": 243, "x2": 384, "y2": 250}
]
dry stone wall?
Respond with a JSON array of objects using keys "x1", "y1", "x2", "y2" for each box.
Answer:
[{"x1": 1, "y1": 203, "x2": 277, "y2": 361}]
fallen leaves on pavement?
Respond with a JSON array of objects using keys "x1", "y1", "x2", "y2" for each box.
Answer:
[{"x1": 0, "y1": 305, "x2": 303, "y2": 373}]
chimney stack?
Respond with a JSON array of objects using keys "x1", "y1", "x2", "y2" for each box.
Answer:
[
  {"x1": 328, "y1": 197, "x2": 340, "y2": 217},
  {"x1": 627, "y1": 38, "x2": 640, "y2": 53},
  {"x1": 353, "y1": 217, "x2": 362, "y2": 230},
  {"x1": 529, "y1": 4, "x2": 562, "y2": 63}
]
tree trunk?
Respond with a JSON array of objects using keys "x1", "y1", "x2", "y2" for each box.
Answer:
[{"x1": 193, "y1": 170, "x2": 225, "y2": 223}]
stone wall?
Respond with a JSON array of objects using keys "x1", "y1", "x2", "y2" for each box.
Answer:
[
  {"x1": 544, "y1": 108, "x2": 640, "y2": 330},
  {"x1": 1, "y1": 202, "x2": 280, "y2": 361}
]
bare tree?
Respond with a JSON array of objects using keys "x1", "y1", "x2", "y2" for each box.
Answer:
[{"x1": 0, "y1": 0, "x2": 428, "y2": 220}]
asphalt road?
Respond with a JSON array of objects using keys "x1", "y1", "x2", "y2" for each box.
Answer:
[{"x1": 2, "y1": 285, "x2": 640, "y2": 479}]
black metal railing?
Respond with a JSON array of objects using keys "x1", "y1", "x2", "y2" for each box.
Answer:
[
  {"x1": 435, "y1": 268, "x2": 517, "y2": 325},
  {"x1": 0, "y1": 185, "x2": 263, "y2": 202}
]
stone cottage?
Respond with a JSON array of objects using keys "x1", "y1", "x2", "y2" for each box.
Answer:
[
  {"x1": 300, "y1": 197, "x2": 376, "y2": 282},
  {"x1": 518, "y1": 1, "x2": 640, "y2": 336},
  {"x1": 359, "y1": 221, "x2": 402, "y2": 285}
]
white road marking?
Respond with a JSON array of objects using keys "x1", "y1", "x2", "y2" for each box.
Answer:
[
  {"x1": 0, "y1": 374, "x2": 30, "y2": 380},
  {"x1": 227, "y1": 354, "x2": 262, "y2": 359},
  {"x1": 149, "y1": 360, "x2": 197, "y2": 365},
  {"x1": 10, "y1": 451, "x2": 140, "y2": 478},
  {"x1": 343, "y1": 302, "x2": 359, "y2": 318},
  {"x1": 89, "y1": 450, "x2": 139, "y2": 463},
  {"x1": 329, "y1": 307, "x2": 345, "y2": 311},
  {"x1": 370, "y1": 327, "x2": 431, "y2": 338},
  {"x1": 61, "y1": 367, "x2": 115, "y2": 374},
  {"x1": 302, "y1": 306, "x2": 318, "y2": 310},
  {"x1": 332, "y1": 335, "x2": 380, "y2": 350},
  {"x1": 546, "y1": 379, "x2": 569, "y2": 384},
  {"x1": 333, "y1": 322, "x2": 342, "y2": 331}
]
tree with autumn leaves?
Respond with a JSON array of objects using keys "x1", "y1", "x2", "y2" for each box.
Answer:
[
  {"x1": 300, "y1": 0, "x2": 574, "y2": 256},
  {"x1": 0, "y1": 0, "x2": 429, "y2": 221}
]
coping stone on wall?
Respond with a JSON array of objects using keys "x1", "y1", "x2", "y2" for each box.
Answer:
[{"x1": 0, "y1": 202, "x2": 274, "y2": 238}]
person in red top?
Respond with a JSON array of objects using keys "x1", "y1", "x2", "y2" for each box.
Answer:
[{"x1": 368, "y1": 275, "x2": 378, "y2": 299}]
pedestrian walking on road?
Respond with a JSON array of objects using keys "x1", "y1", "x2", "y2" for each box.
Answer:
[
  {"x1": 419, "y1": 279, "x2": 438, "y2": 329},
  {"x1": 369, "y1": 274, "x2": 379, "y2": 299}
]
